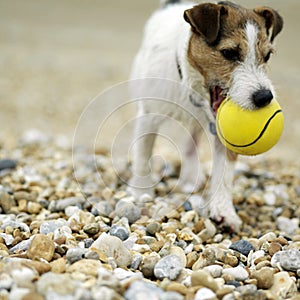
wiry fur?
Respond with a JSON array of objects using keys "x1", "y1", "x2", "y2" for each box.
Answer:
[{"x1": 129, "y1": 1, "x2": 283, "y2": 231}]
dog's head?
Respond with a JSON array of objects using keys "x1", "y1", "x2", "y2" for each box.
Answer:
[{"x1": 184, "y1": 1, "x2": 283, "y2": 114}]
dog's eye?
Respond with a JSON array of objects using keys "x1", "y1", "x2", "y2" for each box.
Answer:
[
  {"x1": 264, "y1": 51, "x2": 272, "y2": 63},
  {"x1": 221, "y1": 49, "x2": 240, "y2": 62}
]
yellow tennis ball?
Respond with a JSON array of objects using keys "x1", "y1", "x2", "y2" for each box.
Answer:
[{"x1": 216, "y1": 98, "x2": 284, "y2": 155}]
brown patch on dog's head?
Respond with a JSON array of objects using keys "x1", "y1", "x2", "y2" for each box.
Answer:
[{"x1": 184, "y1": 1, "x2": 283, "y2": 112}]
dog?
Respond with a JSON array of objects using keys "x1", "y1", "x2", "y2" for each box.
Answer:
[{"x1": 128, "y1": 0, "x2": 283, "y2": 231}]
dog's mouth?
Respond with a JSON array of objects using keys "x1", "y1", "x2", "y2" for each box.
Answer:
[{"x1": 210, "y1": 86, "x2": 227, "y2": 116}]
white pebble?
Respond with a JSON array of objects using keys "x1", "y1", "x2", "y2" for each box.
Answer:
[
  {"x1": 194, "y1": 287, "x2": 217, "y2": 300},
  {"x1": 222, "y1": 266, "x2": 249, "y2": 281}
]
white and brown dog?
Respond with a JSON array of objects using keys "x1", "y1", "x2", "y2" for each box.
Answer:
[{"x1": 128, "y1": 0, "x2": 283, "y2": 231}]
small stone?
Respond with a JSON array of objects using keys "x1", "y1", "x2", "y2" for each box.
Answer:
[
  {"x1": 37, "y1": 272, "x2": 76, "y2": 296},
  {"x1": 50, "y1": 257, "x2": 66, "y2": 273},
  {"x1": 191, "y1": 270, "x2": 219, "y2": 292},
  {"x1": 0, "y1": 190, "x2": 16, "y2": 213},
  {"x1": 270, "y1": 271, "x2": 297, "y2": 299},
  {"x1": 0, "y1": 273, "x2": 13, "y2": 290},
  {"x1": 26, "y1": 260, "x2": 51, "y2": 275},
  {"x1": 250, "y1": 267, "x2": 274, "y2": 289},
  {"x1": 131, "y1": 253, "x2": 143, "y2": 270},
  {"x1": 83, "y1": 223, "x2": 100, "y2": 235},
  {"x1": 0, "y1": 159, "x2": 17, "y2": 171},
  {"x1": 57, "y1": 197, "x2": 86, "y2": 211},
  {"x1": 166, "y1": 282, "x2": 188, "y2": 295},
  {"x1": 271, "y1": 249, "x2": 300, "y2": 271},
  {"x1": 141, "y1": 254, "x2": 161, "y2": 278},
  {"x1": 27, "y1": 202, "x2": 42, "y2": 214},
  {"x1": 39, "y1": 219, "x2": 67, "y2": 234},
  {"x1": 222, "y1": 266, "x2": 249, "y2": 281},
  {"x1": 154, "y1": 254, "x2": 183, "y2": 280},
  {"x1": 67, "y1": 259, "x2": 102, "y2": 276},
  {"x1": 146, "y1": 222, "x2": 161, "y2": 235},
  {"x1": 204, "y1": 265, "x2": 223, "y2": 278},
  {"x1": 169, "y1": 246, "x2": 187, "y2": 267},
  {"x1": 93, "y1": 286, "x2": 122, "y2": 300},
  {"x1": 258, "y1": 232, "x2": 276, "y2": 245},
  {"x1": 27, "y1": 234, "x2": 55, "y2": 262},
  {"x1": 124, "y1": 280, "x2": 164, "y2": 300},
  {"x1": 22, "y1": 292, "x2": 44, "y2": 300},
  {"x1": 66, "y1": 247, "x2": 87, "y2": 264},
  {"x1": 229, "y1": 240, "x2": 255, "y2": 256},
  {"x1": 115, "y1": 198, "x2": 141, "y2": 224},
  {"x1": 277, "y1": 216, "x2": 299, "y2": 235},
  {"x1": 268, "y1": 242, "x2": 281, "y2": 256},
  {"x1": 186, "y1": 252, "x2": 199, "y2": 269},
  {"x1": 194, "y1": 287, "x2": 217, "y2": 300},
  {"x1": 110, "y1": 225, "x2": 129, "y2": 241},
  {"x1": 192, "y1": 248, "x2": 216, "y2": 270},
  {"x1": 91, "y1": 232, "x2": 131, "y2": 267}
]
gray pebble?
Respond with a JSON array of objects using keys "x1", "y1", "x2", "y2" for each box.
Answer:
[
  {"x1": 66, "y1": 248, "x2": 87, "y2": 264},
  {"x1": 1, "y1": 221, "x2": 30, "y2": 232},
  {"x1": 0, "y1": 159, "x2": 17, "y2": 171},
  {"x1": 83, "y1": 238, "x2": 94, "y2": 248},
  {"x1": 40, "y1": 219, "x2": 67, "y2": 234},
  {"x1": 49, "y1": 197, "x2": 85, "y2": 212},
  {"x1": 130, "y1": 254, "x2": 143, "y2": 270},
  {"x1": 115, "y1": 198, "x2": 141, "y2": 224},
  {"x1": 92, "y1": 201, "x2": 113, "y2": 217},
  {"x1": 271, "y1": 249, "x2": 300, "y2": 271},
  {"x1": 124, "y1": 280, "x2": 163, "y2": 300},
  {"x1": 9, "y1": 237, "x2": 34, "y2": 253},
  {"x1": 110, "y1": 225, "x2": 129, "y2": 241},
  {"x1": 154, "y1": 254, "x2": 183, "y2": 280},
  {"x1": 84, "y1": 251, "x2": 99, "y2": 261},
  {"x1": 276, "y1": 216, "x2": 299, "y2": 235},
  {"x1": 229, "y1": 240, "x2": 255, "y2": 256}
]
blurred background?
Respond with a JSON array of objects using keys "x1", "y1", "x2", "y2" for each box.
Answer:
[{"x1": 0, "y1": 0, "x2": 299, "y2": 162}]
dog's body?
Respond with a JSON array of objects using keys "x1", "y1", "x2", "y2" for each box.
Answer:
[{"x1": 129, "y1": 0, "x2": 283, "y2": 230}]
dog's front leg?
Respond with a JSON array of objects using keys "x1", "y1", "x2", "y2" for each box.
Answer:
[
  {"x1": 128, "y1": 113, "x2": 162, "y2": 199},
  {"x1": 208, "y1": 136, "x2": 242, "y2": 231}
]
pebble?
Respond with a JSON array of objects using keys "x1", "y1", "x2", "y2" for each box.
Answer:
[
  {"x1": 191, "y1": 270, "x2": 219, "y2": 292},
  {"x1": 270, "y1": 271, "x2": 297, "y2": 299},
  {"x1": 26, "y1": 234, "x2": 55, "y2": 262},
  {"x1": 36, "y1": 272, "x2": 76, "y2": 296},
  {"x1": 39, "y1": 219, "x2": 67, "y2": 234},
  {"x1": 115, "y1": 198, "x2": 141, "y2": 224},
  {"x1": 91, "y1": 232, "x2": 132, "y2": 267},
  {"x1": 229, "y1": 240, "x2": 255, "y2": 256},
  {"x1": 250, "y1": 267, "x2": 274, "y2": 289},
  {"x1": 271, "y1": 249, "x2": 300, "y2": 271},
  {"x1": 83, "y1": 223, "x2": 100, "y2": 235},
  {"x1": 0, "y1": 190, "x2": 16, "y2": 213},
  {"x1": 66, "y1": 259, "x2": 102, "y2": 276},
  {"x1": 192, "y1": 248, "x2": 216, "y2": 270},
  {"x1": 277, "y1": 216, "x2": 299, "y2": 235},
  {"x1": 141, "y1": 254, "x2": 160, "y2": 278},
  {"x1": 146, "y1": 222, "x2": 161, "y2": 235},
  {"x1": 110, "y1": 225, "x2": 129, "y2": 241},
  {"x1": 49, "y1": 197, "x2": 85, "y2": 212},
  {"x1": 203, "y1": 265, "x2": 223, "y2": 278},
  {"x1": 66, "y1": 248, "x2": 87, "y2": 264},
  {"x1": 154, "y1": 254, "x2": 183, "y2": 280},
  {"x1": 194, "y1": 288, "x2": 217, "y2": 300},
  {"x1": 222, "y1": 266, "x2": 249, "y2": 281},
  {"x1": 0, "y1": 159, "x2": 17, "y2": 171},
  {"x1": 124, "y1": 280, "x2": 164, "y2": 300}
]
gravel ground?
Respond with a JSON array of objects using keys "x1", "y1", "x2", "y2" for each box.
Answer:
[{"x1": 0, "y1": 133, "x2": 300, "y2": 300}]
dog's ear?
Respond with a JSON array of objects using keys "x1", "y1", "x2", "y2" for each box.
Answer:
[
  {"x1": 184, "y1": 3, "x2": 228, "y2": 45},
  {"x1": 254, "y1": 7, "x2": 283, "y2": 42}
]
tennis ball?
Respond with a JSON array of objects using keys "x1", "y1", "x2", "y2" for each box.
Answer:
[{"x1": 216, "y1": 98, "x2": 284, "y2": 155}]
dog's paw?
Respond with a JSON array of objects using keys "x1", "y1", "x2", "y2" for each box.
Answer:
[
  {"x1": 209, "y1": 206, "x2": 242, "y2": 232},
  {"x1": 127, "y1": 176, "x2": 155, "y2": 199}
]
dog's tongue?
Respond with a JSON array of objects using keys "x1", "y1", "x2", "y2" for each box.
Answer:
[{"x1": 212, "y1": 86, "x2": 225, "y2": 115}]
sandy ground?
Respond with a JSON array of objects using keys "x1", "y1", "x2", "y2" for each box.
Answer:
[{"x1": 0, "y1": 0, "x2": 299, "y2": 162}]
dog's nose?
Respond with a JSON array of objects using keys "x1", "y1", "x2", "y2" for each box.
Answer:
[{"x1": 252, "y1": 89, "x2": 273, "y2": 108}]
